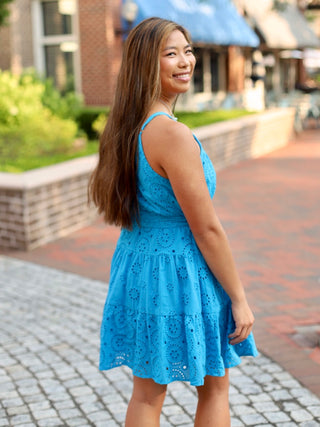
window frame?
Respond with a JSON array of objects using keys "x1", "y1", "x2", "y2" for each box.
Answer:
[
  {"x1": 193, "y1": 47, "x2": 227, "y2": 95},
  {"x1": 31, "y1": 0, "x2": 81, "y2": 93}
]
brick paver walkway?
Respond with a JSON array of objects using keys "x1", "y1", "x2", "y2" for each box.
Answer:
[
  {"x1": 2, "y1": 129, "x2": 320, "y2": 426},
  {"x1": 214, "y1": 129, "x2": 320, "y2": 397}
]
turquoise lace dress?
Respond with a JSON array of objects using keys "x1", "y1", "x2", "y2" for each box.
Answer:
[{"x1": 99, "y1": 112, "x2": 258, "y2": 386}]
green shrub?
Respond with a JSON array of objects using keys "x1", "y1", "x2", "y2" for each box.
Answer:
[
  {"x1": 76, "y1": 106, "x2": 109, "y2": 140},
  {"x1": 20, "y1": 69, "x2": 83, "y2": 120},
  {"x1": 0, "y1": 70, "x2": 78, "y2": 165},
  {"x1": 92, "y1": 113, "x2": 108, "y2": 137}
]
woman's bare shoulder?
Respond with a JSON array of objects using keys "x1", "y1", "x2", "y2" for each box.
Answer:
[{"x1": 143, "y1": 114, "x2": 196, "y2": 152}]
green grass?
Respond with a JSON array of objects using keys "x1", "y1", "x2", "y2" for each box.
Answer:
[
  {"x1": 1, "y1": 141, "x2": 99, "y2": 173},
  {"x1": 176, "y1": 109, "x2": 254, "y2": 128},
  {"x1": 0, "y1": 109, "x2": 255, "y2": 173}
]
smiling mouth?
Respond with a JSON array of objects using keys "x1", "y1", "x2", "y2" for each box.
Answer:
[{"x1": 173, "y1": 73, "x2": 191, "y2": 79}]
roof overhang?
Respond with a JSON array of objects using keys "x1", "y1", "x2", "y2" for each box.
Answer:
[
  {"x1": 127, "y1": 0, "x2": 259, "y2": 47},
  {"x1": 244, "y1": 0, "x2": 320, "y2": 49}
]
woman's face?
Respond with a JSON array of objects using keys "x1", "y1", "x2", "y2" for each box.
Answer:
[{"x1": 159, "y1": 29, "x2": 196, "y2": 99}]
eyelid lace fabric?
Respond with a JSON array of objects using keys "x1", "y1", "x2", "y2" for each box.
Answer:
[{"x1": 99, "y1": 112, "x2": 258, "y2": 386}]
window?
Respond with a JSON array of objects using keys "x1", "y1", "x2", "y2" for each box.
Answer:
[
  {"x1": 44, "y1": 45, "x2": 75, "y2": 92},
  {"x1": 42, "y1": 1, "x2": 72, "y2": 35},
  {"x1": 32, "y1": 0, "x2": 80, "y2": 93},
  {"x1": 280, "y1": 60, "x2": 290, "y2": 93},
  {"x1": 193, "y1": 48, "x2": 222, "y2": 94},
  {"x1": 210, "y1": 52, "x2": 219, "y2": 92},
  {"x1": 193, "y1": 48, "x2": 204, "y2": 93}
]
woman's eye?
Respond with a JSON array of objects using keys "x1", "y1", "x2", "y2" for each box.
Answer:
[
  {"x1": 186, "y1": 49, "x2": 193, "y2": 55},
  {"x1": 166, "y1": 52, "x2": 175, "y2": 57}
]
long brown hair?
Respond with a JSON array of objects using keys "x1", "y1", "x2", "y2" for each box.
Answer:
[{"x1": 88, "y1": 17, "x2": 191, "y2": 229}]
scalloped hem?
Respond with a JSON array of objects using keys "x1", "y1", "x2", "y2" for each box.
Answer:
[{"x1": 99, "y1": 349, "x2": 259, "y2": 386}]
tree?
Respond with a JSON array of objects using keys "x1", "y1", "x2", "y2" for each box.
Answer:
[{"x1": 0, "y1": 0, "x2": 13, "y2": 27}]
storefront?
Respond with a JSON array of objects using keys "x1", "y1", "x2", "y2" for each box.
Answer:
[{"x1": 241, "y1": 0, "x2": 320, "y2": 102}]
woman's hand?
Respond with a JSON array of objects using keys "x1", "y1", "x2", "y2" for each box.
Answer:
[{"x1": 228, "y1": 298, "x2": 255, "y2": 345}]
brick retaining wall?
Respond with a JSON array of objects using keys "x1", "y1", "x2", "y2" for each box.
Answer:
[
  {"x1": 195, "y1": 108, "x2": 295, "y2": 171},
  {"x1": 0, "y1": 156, "x2": 98, "y2": 251},
  {"x1": 0, "y1": 108, "x2": 295, "y2": 251}
]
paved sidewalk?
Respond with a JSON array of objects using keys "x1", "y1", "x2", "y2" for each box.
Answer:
[
  {"x1": 6, "y1": 128, "x2": 320, "y2": 400},
  {"x1": 1, "y1": 256, "x2": 320, "y2": 427}
]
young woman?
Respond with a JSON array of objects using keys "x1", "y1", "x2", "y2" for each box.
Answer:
[{"x1": 89, "y1": 17, "x2": 258, "y2": 427}]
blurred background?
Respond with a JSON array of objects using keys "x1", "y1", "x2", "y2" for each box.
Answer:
[{"x1": 1, "y1": 0, "x2": 319, "y2": 112}]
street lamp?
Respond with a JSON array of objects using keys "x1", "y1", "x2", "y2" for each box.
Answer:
[{"x1": 115, "y1": 0, "x2": 138, "y2": 35}]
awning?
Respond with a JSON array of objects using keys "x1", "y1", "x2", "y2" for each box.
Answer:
[
  {"x1": 128, "y1": 0, "x2": 259, "y2": 47},
  {"x1": 243, "y1": 0, "x2": 320, "y2": 49}
]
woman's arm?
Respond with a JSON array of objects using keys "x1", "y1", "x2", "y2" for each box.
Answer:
[{"x1": 142, "y1": 117, "x2": 254, "y2": 344}]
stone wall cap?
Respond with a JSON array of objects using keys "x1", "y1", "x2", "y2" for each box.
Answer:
[
  {"x1": 194, "y1": 107, "x2": 295, "y2": 137},
  {"x1": 0, "y1": 154, "x2": 98, "y2": 190}
]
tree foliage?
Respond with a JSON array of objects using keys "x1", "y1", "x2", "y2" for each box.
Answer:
[{"x1": 0, "y1": 0, "x2": 13, "y2": 27}]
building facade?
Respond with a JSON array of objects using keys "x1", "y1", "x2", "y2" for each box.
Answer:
[
  {"x1": 0, "y1": 0, "x2": 124, "y2": 105},
  {"x1": 235, "y1": 0, "x2": 320, "y2": 102},
  {"x1": 0, "y1": 0, "x2": 319, "y2": 109}
]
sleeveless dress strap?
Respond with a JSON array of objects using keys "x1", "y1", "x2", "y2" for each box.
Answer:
[
  {"x1": 141, "y1": 112, "x2": 177, "y2": 132},
  {"x1": 139, "y1": 111, "x2": 202, "y2": 153}
]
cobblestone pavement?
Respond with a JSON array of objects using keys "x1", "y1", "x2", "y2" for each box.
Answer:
[
  {"x1": 7, "y1": 129, "x2": 320, "y2": 397},
  {"x1": 1, "y1": 257, "x2": 320, "y2": 427}
]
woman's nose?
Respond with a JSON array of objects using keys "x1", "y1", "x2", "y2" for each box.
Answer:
[{"x1": 178, "y1": 53, "x2": 189, "y2": 67}]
